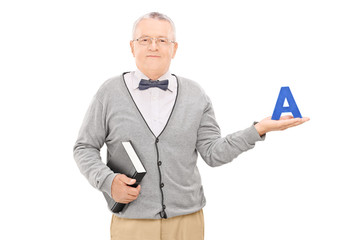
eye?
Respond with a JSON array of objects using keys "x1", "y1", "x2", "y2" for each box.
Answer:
[{"x1": 159, "y1": 38, "x2": 168, "y2": 43}]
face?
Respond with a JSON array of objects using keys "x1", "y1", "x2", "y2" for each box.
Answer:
[{"x1": 130, "y1": 18, "x2": 178, "y2": 79}]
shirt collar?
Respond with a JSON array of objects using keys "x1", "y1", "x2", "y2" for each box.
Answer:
[{"x1": 132, "y1": 68, "x2": 176, "y2": 92}]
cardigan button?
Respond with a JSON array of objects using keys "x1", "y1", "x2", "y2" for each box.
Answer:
[
  {"x1": 158, "y1": 161, "x2": 162, "y2": 166},
  {"x1": 160, "y1": 210, "x2": 167, "y2": 219},
  {"x1": 156, "y1": 138, "x2": 159, "y2": 143},
  {"x1": 160, "y1": 183, "x2": 164, "y2": 188}
]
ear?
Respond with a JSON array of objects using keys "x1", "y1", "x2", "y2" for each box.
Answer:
[
  {"x1": 130, "y1": 40, "x2": 135, "y2": 57},
  {"x1": 171, "y1": 42, "x2": 178, "y2": 59}
]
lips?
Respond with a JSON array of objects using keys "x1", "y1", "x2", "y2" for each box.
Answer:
[{"x1": 146, "y1": 55, "x2": 160, "y2": 58}]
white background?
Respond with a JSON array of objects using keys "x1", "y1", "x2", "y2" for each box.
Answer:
[{"x1": 1, "y1": 0, "x2": 359, "y2": 239}]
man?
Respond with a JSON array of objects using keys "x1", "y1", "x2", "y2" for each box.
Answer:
[{"x1": 73, "y1": 12, "x2": 309, "y2": 240}]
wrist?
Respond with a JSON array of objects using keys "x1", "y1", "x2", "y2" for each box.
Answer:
[
  {"x1": 254, "y1": 122, "x2": 266, "y2": 137},
  {"x1": 101, "y1": 173, "x2": 118, "y2": 198}
]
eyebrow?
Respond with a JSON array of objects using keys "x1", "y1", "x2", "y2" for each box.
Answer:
[{"x1": 138, "y1": 35, "x2": 168, "y2": 38}]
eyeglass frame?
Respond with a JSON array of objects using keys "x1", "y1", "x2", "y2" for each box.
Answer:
[{"x1": 132, "y1": 36, "x2": 176, "y2": 46}]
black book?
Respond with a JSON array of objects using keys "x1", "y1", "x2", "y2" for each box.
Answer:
[{"x1": 103, "y1": 141, "x2": 146, "y2": 213}]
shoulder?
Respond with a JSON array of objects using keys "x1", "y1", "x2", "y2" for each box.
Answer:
[
  {"x1": 174, "y1": 74, "x2": 210, "y2": 103},
  {"x1": 175, "y1": 75, "x2": 201, "y2": 88},
  {"x1": 94, "y1": 73, "x2": 128, "y2": 102},
  {"x1": 175, "y1": 75, "x2": 207, "y2": 95}
]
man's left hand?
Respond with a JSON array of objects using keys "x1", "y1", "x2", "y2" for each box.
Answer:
[{"x1": 255, "y1": 115, "x2": 310, "y2": 136}]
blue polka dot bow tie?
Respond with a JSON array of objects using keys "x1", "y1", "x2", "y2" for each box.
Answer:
[{"x1": 139, "y1": 79, "x2": 169, "y2": 91}]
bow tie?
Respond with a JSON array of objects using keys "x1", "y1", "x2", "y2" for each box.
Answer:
[{"x1": 139, "y1": 79, "x2": 169, "y2": 91}]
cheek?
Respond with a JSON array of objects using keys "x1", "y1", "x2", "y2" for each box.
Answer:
[
  {"x1": 170, "y1": 47, "x2": 177, "y2": 58},
  {"x1": 163, "y1": 49, "x2": 174, "y2": 59},
  {"x1": 134, "y1": 50, "x2": 146, "y2": 60}
]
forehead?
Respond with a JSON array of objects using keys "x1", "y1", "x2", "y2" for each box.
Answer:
[{"x1": 134, "y1": 18, "x2": 173, "y2": 38}]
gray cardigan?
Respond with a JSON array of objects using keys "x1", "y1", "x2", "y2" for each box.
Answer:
[{"x1": 73, "y1": 73, "x2": 265, "y2": 219}]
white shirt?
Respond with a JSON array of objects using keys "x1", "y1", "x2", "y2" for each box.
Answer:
[{"x1": 124, "y1": 69, "x2": 178, "y2": 137}]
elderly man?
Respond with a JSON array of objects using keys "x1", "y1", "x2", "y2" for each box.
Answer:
[{"x1": 73, "y1": 12, "x2": 309, "y2": 240}]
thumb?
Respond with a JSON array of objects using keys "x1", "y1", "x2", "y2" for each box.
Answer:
[{"x1": 118, "y1": 174, "x2": 136, "y2": 185}]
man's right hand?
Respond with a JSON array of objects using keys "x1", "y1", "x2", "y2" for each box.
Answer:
[{"x1": 111, "y1": 174, "x2": 141, "y2": 204}]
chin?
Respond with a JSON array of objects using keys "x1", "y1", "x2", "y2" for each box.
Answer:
[{"x1": 145, "y1": 61, "x2": 165, "y2": 69}]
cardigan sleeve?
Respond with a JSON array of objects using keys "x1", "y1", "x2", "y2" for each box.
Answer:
[
  {"x1": 195, "y1": 93, "x2": 265, "y2": 167},
  {"x1": 73, "y1": 95, "x2": 117, "y2": 197}
]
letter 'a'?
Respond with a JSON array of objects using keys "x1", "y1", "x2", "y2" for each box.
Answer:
[{"x1": 271, "y1": 87, "x2": 302, "y2": 120}]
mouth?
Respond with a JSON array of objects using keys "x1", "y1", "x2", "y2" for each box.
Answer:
[{"x1": 146, "y1": 55, "x2": 160, "y2": 58}]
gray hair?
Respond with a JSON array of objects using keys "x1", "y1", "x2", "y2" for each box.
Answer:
[{"x1": 132, "y1": 12, "x2": 176, "y2": 40}]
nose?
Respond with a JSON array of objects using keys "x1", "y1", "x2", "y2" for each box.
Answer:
[{"x1": 148, "y1": 38, "x2": 158, "y2": 51}]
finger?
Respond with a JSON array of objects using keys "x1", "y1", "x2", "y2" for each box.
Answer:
[
  {"x1": 282, "y1": 118, "x2": 309, "y2": 129},
  {"x1": 127, "y1": 185, "x2": 141, "y2": 197},
  {"x1": 119, "y1": 174, "x2": 136, "y2": 185},
  {"x1": 289, "y1": 117, "x2": 310, "y2": 125},
  {"x1": 301, "y1": 117, "x2": 310, "y2": 122},
  {"x1": 125, "y1": 192, "x2": 139, "y2": 201},
  {"x1": 275, "y1": 118, "x2": 300, "y2": 130},
  {"x1": 281, "y1": 117, "x2": 310, "y2": 124},
  {"x1": 280, "y1": 117, "x2": 301, "y2": 126},
  {"x1": 285, "y1": 121, "x2": 303, "y2": 129},
  {"x1": 125, "y1": 194, "x2": 138, "y2": 201},
  {"x1": 279, "y1": 115, "x2": 294, "y2": 120}
]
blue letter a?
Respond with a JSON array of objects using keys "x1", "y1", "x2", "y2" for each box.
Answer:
[{"x1": 271, "y1": 87, "x2": 302, "y2": 120}]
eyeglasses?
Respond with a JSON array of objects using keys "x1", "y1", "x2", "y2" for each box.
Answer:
[{"x1": 133, "y1": 37, "x2": 176, "y2": 46}]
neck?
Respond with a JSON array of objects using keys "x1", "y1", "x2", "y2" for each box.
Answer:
[{"x1": 139, "y1": 68, "x2": 168, "y2": 80}]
